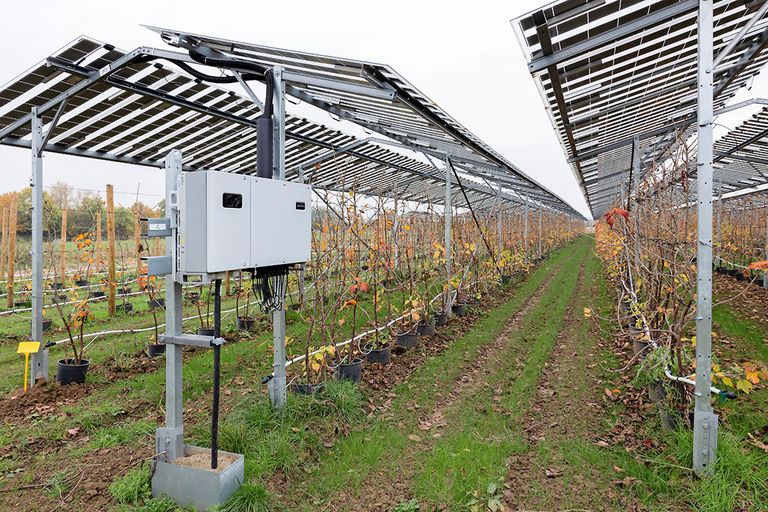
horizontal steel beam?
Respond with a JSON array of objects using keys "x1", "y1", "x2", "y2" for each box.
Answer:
[{"x1": 528, "y1": 0, "x2": 698, "y2": 73}]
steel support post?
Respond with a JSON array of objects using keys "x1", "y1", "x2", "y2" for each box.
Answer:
[
  {"x1": 157, "y1": 150, "x2": 184, "y2": 462},
  {"x1": 496, "y1": 204, "x2": 503, "y2": 259},
  {"x1": 632, "y1": 136, "x2": 641, "y2": 276},
  {"x1": 537, "y1": 209, "x2": 543, "y2": 258},
  {"x1": 693, "y1": 0, "x2": 718, "y2": 476},
  {"x1": 524, "y1": 202, "x2": 529, "y2": 263},
  {"x1": 269, "y1": 66, "x2": 288, "y2": 409},
  {"x1": 764, "y1": 199, "x2": 768, "y2": 288},
  {"x1": 29, "y1": 108, "x2": 47, "y2": 385},
  {"x1": 444, "y1": 157, "x2": 453, "y2": 316}
]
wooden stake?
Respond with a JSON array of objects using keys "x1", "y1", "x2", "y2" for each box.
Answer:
[
  {"x1": 107, "y1": 185, "x2": 116, "y2": 316},
  {"x1": 133, "y1": 210, "x2": 141, "y2": 277},
  {"x1": 60, "y1": 208, "x2": 68, "y2": 284},
  {"x1": 0, "y1": 207, "x2": 7, "y2": 283},
  {"x1": 95, "y1": 211, "x2": 102, "y2": 272},
  {"x1": 7, "y1": 195, "x2": 18, "y2": 308}
]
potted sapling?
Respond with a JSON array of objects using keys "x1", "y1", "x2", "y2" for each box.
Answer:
[
  {"x1": 395, "y1": 238, "x2": 419, "y2": 348},
  {"x1": 235, "y1": 273, "x2": 256, "y2": 332},
  {"x1": 415, "y1": 261, "x2": 436, "y2": 336},
  {"x1": 52, "y1": 292, "x2": 92, "y2": 385},
  {"x1": 335, "y1": 277, "x2": 365, "y2": 382},
  {"x1": 73, "y1": 232, "x2": 93, "y2": 287},
  {"x1": 139, "y1": 275, "x2": 165, "y2": 357},
  {"x1": 196, "y1": 284, "x2": 214, "y2": 336},
  {"x1": 291, "y1": 289, "x2": 331, "y2": 394},
  {"x1": 365, "y1": 247, "x2": 391, "y2": 364}
]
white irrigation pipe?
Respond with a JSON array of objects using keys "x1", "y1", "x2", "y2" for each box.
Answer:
[{"x1": 46, "y1": 305, "x2": 241, "y2": 349}]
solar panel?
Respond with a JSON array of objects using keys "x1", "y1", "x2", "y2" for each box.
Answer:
[
  {"x1": 0, "y1": 36, "x2": 580, "y2": 214},
  {"x1": 512, "y1": 0, "x2": 768, "y2": 217}
]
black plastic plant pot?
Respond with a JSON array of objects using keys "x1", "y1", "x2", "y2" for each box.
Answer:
[
  {"x1": 31, "y1": 319, "x2": 54, "y2": 332},
  {"x1": 52, "y1": 282, "x2": 64, "y2": 290},
  {"x1": 366, "y1": 345, "x2": 392, "y2": 365},
  {"x1": 727, "y1": 268, "x2": 738, "y2": 276},
  {"x1": 451, "y1": 303, "x2": 468, "y2": 317},
  {"x1": 75, "y1": 279, "x2": 89, "y2": 287},
  {"x1": 633, "y1": 339, "x2": 650, "y2": 356},
  {"x1": 416, "y1": 321, "x2": 436, "y2": 336},
  {"x1": 198, "y1": 327, "x2": 215, "y2": 336},
  {"x1": 735, "y1": 272, "x2": 745, "y2": 281},
  {"x1": 148, "y1": 298, "x2": 165, "y2": 309},
  {"x1": 185, "y1": 292, "x2": 200, "y2": 302},
  {"x1": 396, "y1": 332, "x2": 420, "y2": 349},
  {"x1": 89, "y1": 291, "x2": 105, "y2": 299},
  {"x1": 116, "y1": 302, "x2": 134, "y2": 314},
  {"x1": 500, "y1": 275, "x2": 513, "y2": 286},
  {"x1": 118, "y1": 287, "x2": 132, "y2": 295},
  {"x1": 335, "y1": 358, "x2": 363, "y2": 383},
  {"x1": 434, "y1": 312, "x2": 448, "y2": 326},
  {"x1": 147, "y1": 343, "x2": 166, "y2": 358},
  {"x1": 14, "y1": 301, "x2": 31, "y2": 308},
  {"x1": 236, "y1": 316, "x2": 256, "y2": 332},
  {"x1": 289, "y1": 381, "x2": 325, "y2": 395},
  {"x1": 56, "y1": 359, "x2": 90, "y2": 385}
]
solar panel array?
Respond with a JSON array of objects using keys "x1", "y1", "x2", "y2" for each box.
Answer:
[
  {"x1": 0, "y1": 35, "x2": 581, "y2": 216},
  {"x1": 512, "y1": 0, "x2": 768, "y2": 218},
  {"x1": 146, "y1": 26, "x2": 578, "y2": 213}
]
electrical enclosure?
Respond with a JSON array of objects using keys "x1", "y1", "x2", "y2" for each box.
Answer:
[{"x1": 178, "y1": 170, "x2": 311, "y2": 278}]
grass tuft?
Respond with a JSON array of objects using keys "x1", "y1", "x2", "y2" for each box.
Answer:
[
  {"x1": 109, "y1": 465, "x2": 151, "y2": 505},
  {"x1": 217, "y1": 483, "x2": 282, "y2": 512}
]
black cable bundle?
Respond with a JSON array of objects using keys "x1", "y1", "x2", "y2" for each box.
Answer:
[{"x1": 252, "y1": 266, "x2": 289, "y2": 313}]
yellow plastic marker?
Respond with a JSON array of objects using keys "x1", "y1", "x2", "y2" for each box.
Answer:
[{"x1": 17, "y1": 342, "x2": 40, "y2": 391}]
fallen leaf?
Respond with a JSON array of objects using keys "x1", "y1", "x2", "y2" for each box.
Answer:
[{"x1": 545, "y1": 468, "x2": 563, "y2": 478}]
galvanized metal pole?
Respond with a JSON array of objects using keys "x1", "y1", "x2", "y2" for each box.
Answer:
[
  {"x1": 764, "y1": 199, "x2": 768, "y2": 288},
  {"x1": 269, "y1": 65, "x2": 288, "y2": 409},
  {"x1": 444, "y1": 157, "x2": 453, "y2": 316},
  {"x1": 537, "y1": 208, "x2": 543, "y2": 258},
  {"x1": 632, "y1": 136, "x2": 641, "y2": 275},
  {"x1": 30, "y1": 108, "x2": 47, "y2": 385},
  {"x1": 524, "y1": 202, "x2": 529, "y2": 263},
  {"x1": 693, "y1": 0, "x2": 718, "y2": 476},
  {"x1": 156, "y1": 150, "x2": 184, "y2": 462},
  {"x1": 496, "y1": 203, "x2": 503, "y2": 260}
]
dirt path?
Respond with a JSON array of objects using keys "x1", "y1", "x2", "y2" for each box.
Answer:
[
  {"x1": 284, "y1": 245, "x2": 586, "y2": 511},
  {"x1": 504, "y1": 246, "x2": 637, "y2": 511},
  {"x1": 355, "y1": 250, "x2": 579, "y2": 509}
]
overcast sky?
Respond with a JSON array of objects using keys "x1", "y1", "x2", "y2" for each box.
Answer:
[{"x1": 1, "y1": 0, "x2": 766, "y2": 217}]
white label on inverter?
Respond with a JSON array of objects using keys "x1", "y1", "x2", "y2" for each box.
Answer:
[{"x1": 149, "y1": 223, "x2": 165, "y2": 231}]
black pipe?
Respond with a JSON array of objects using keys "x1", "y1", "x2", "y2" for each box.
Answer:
[
  {"x1": 448, "y1": 157, "x2": 503, "y2": 278},
  {"x1": 256, "y1": 70, "x2": 275, "y2": 179},
  {"x1": 211, "y1": 279, "x2": 222, "y2": 470}
]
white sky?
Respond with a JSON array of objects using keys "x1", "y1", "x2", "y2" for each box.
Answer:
[{"x1": 1, "y1": 0, "x2": 767, "y2": 217}]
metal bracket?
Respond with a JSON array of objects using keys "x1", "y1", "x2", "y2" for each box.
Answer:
[
  {"x1": 141, "y1": 255, "x2": 172, "y2": 276},
  {"x1": 161, "y1": 334, "x2": 224, "y2": 348},
  {"x1": 142, "y1": 217, "x2": 172, "y2": 237}
]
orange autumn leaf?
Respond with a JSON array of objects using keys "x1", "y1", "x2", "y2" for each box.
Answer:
[{"x1": 748, "y1": 260, "x2": 768, "y2": 270}]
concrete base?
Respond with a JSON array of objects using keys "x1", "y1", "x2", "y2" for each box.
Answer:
[{"x1": 152, "y1": 445, "x2": 244, "y2": 511}]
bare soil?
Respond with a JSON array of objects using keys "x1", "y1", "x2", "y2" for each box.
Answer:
[{"x1": 172, "y1": 451, "x2": 239, "y2": 473}]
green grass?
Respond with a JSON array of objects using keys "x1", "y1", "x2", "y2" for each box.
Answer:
[
  {"x1": 289, "y1": 240, "x2": 586, "y2": 506},
  {"x1": 109, "y1": 465, "x2": 151, "y2": 505},
  {"x1": 412, "y1": 238, "x2": 589, "y2": 506},
  {"x1": 531, "y1": 242, "x2": 768, "y2": 512},
  {"x1": 218, "y1": 483, "x2": 282, "y2": 512}
]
